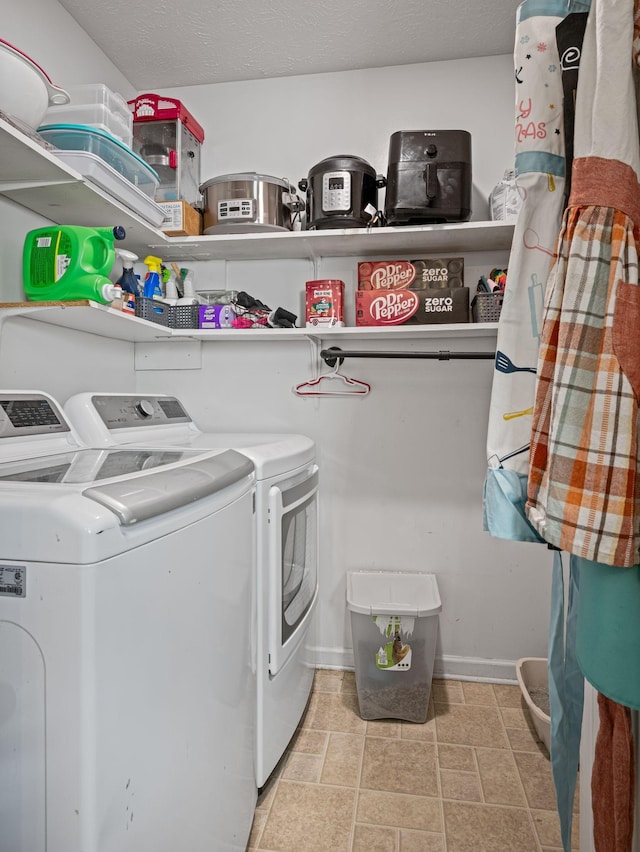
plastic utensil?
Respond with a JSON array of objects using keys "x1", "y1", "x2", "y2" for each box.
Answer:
[{"x1": 495, "y1": 350, "x2": 537, "y2": 374}]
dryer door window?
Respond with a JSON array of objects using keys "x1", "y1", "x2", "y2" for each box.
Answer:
[
  {"x1": 268, "y1": 466, "x2": 319, "y2": 675},
  {"x1": 282, "y1": 494, "x2": 317, "y2": 640}
]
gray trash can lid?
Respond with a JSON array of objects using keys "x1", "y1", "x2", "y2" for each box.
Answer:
[{"x1": 346, "y1": 570, "x2": 442, "y2": 617}]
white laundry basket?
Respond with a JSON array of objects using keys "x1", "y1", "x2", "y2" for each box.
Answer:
[{"x1": 347, "y1": 571, "x2": 442, "y2": 722}]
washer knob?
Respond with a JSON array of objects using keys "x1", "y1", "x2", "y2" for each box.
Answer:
[{"x1": 136, "y1": 399, "x2": 154, "y2": 418}]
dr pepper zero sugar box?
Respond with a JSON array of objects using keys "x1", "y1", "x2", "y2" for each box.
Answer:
[{"x1": 356, "y1": 259, "x2": 469, "y2": 325}]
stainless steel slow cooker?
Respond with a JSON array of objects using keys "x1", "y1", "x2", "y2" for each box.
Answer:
[
  {"x1": 200, "y1": 172, "x2": 303, "y2": 234},
  {"x1": 299, "y1": 155, "x2": 386, "y2": 230}
]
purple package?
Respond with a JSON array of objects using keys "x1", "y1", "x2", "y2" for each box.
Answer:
[{"x1": 199, "y1": 304, "x2": 236, "y2": 328}]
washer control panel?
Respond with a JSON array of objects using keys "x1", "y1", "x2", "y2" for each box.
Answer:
[{"x1": 0, "y1": 393, "x2": 70, "y2": 437}]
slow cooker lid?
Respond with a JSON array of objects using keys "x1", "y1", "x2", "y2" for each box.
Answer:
[
  {"x1": 308, "y1": 155, "x2": 376, "y2": 177},
  {"x1": 200, "y1": 172, "x2": 292, "y2": 191}
]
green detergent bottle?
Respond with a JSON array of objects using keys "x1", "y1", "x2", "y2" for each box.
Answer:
[{"x1": 23, "y1": 225, "x2": 126, "y2": 304}]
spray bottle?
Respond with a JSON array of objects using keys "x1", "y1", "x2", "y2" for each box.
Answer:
[
  {"x1": 143, "y1": 255, "x2": 164, "y2": 300},
  {"x1": 23, "y1": 225, "x2": 126, "y2": 304},
  {"x1": 162, "y1": 265, "x2": 179, "y2": 305},
  {"x1": 178, "y1": 266, "x2": 200, "y2": 305},
  {"x1": 115, "y1": 249, "x2": 140, "y2": 296}
]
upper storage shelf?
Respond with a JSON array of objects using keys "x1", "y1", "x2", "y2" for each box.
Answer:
[{"x1": 0, "y1": 117, "x2": 515, "y2": 262}]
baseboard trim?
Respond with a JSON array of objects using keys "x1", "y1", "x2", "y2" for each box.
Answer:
[{"x1": 312, "y1": 646, "x2": 517, "y2": 684}]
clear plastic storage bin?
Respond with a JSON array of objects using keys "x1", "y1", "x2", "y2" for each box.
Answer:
[
  {"x1": 43, "y1": 83, "x2": 133, "y2": 146},
  {"x1": 38, "y1": 124, "x2": 159, "y2": 199},
  {"x1": 347, "y1": 570, "x2": 441, "y2": 722}
]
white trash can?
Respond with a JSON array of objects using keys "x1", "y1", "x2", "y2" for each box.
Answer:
[{"x1": 346, "y1": 570, "x2": 442, "y2": 722}]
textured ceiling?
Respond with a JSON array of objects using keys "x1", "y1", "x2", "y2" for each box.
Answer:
[{"x1": 57, "y1": 0, "x2": 520, "y2": 89}]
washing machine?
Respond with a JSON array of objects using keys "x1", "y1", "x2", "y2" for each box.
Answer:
[
  {"x1": 0, "y1": 391, "x2": 257, "y2": 852},
  {"x1": 64, "y1": 392, "x2": 319, "y2": 788}
]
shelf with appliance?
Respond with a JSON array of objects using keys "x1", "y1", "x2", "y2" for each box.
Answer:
[
  {"x1": 150, "y1": 220, "x2": 515, "y2": 262},
  {"x1": 0, "y1": 117, "x2": 515, "y2": 263},
  {"x1": 0, "y1": 300, "x2": 499, "y2": 344}
]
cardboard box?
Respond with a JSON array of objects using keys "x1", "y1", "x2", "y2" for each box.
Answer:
[
  {"x1": 305, "y1": 279, "x2": 345, "y2": 328},
  {"x1": 199, "y1": 304, "x2": 236, "y2": 328},
  {"x1": 356, "y1": 287, "x2": 470, "y2": 326},
  {"x1": 157, "y1": 201, "x2": 202, "y2": 236},
  {"x1": 358, "y1": 258, "x2": 464, "y2": 290}
]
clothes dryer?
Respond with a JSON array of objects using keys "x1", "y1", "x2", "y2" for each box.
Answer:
[
  {"x1": 0, "y1": 391, "x2": 257, "y2": 852},
  {"x1": 64, "y1": 392, "x2": 319, "y2": 787}
]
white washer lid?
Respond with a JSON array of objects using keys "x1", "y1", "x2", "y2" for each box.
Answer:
[{"x1": 347, "y1": 570, "x2": 442, "y2": 617}]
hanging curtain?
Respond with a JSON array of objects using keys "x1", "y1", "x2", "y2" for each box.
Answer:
[
  {"x1": 526, "y1": 0, "x2": 640, "y2": 569},
  {"x1": 525, "y1": 0, "x2": 640, "y2": 849},
  {"x1": 483, "y1": 0, "x2": 590, "y2": 542}
]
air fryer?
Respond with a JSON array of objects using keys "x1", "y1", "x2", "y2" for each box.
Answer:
[
  {"x1": 385, "y1": 131, "x2": 472, "y2": 225},
  {"x1": 299, "y1": 155, "x2": 385, "y2": 230}
]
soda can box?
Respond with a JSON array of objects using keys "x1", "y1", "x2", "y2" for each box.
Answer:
[
  {"x1": 199, "y1": 304, "x2": 236, "y2": 328},
  {"x1": 358, "y1": 258, "x2": 464, "y2": 290},
  {"x1": 305, "y1": 279, "x2": 345, "y2": 328},
  {"x1": 356, "y1": 287, "x2": 470, "y2": 326}
]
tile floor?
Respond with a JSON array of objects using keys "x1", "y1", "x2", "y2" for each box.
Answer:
[{"x1": 247, "y1": 671, "x2": 579, "y2": 852}]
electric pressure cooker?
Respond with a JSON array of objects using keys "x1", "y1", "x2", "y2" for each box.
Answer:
[
  {"x1": 200, "y1": 172, "x2": 304, "y2": 234},
  {"x1": 298, "y1": 155, "x2": 386, "y2": 230}
]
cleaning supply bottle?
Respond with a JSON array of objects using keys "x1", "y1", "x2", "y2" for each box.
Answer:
[
  {"x1": 143, "y1": 255, "x2": 164, "y2": 300},
  {"x1": 23, "y1": 225, "x2": 126, "y2": 304},
  {"x1": 115, "y1": 249, "x2": 140, "y2": 296},
  {"x1": 163, "y1": 265, "x2": 179, "y2": 304},
  {"x1": 178, "y1": 267, "x2": 200, "y2": 305}
]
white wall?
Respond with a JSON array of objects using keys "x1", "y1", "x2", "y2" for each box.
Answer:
[
  {"x1": 0, "y1": 6, "x2": 551, "y2": 680},
  {"x1": 158, "y1": 54, "x2": 515, "y2": 221},
  {"x1": 3, "y1": 0, "x2": 135, "y2": 98}
]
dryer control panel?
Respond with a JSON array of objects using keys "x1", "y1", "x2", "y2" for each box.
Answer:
[{"x1": 90, "y1": 395, "x2": 193, "y2": 429}]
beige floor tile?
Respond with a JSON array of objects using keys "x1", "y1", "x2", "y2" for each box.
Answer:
[
  {"x1": 461, "y1": 681, "x2": 497, "y2": 705},
  {"x1": 432, "y1": 680, "x2": 464, "y2": 704},
  {"x1": 505, "y1": 725, "x2": 548, "y2": 754},
  {"x1": 357, "y1": 789, "x2": 442, "y2": 832},
  {"x1": 475, "y1": 747, "x2": 527, "y2": 806},
  {"x1": 500, "y1": 704, "x2": 536, "y2": 731},
  {"x1": 400, "y1": 721, "x2": 436, "y2": 742},
  {"x1": 340, "y1": 670, "x2": 357, "y2": 693},
  {"x1": 531, "y1": 807, "x2": 580, "y2": 849},
  {"x1": 259, "y1": 781, "x2": 356, "y2": 852},
  {"x1": 439, "y1": 769, "x2": 482, "y2": 802},
  {"x1": 248, "y1": 673, "x2": 580, "y2": 851},
  {"x1": 287, "y1": 727, "x2": 327, "y2": 755},
  {"x1": 437, "y1": 743, "x2": 476, "y2": 771},
  {"x1": 367, "y1": 718, "x2": 402, "y2": 738},
  {"x1": 307, "y1": 690, "x2": 367, "y2": 734},
  {"x1": 443, "y1": 801, "x2": 538, "y2": 851},
  {"x1": 434, "y1": 703, "x2": 510, "y2": 749},
  {"x1": 313, "y1": 669, "x2": 344, "y2": 692},
  {"x1": 321, "y1": 732, "x2": 364, "y2": 787},
  {"x1": 399, "y1": 830, "x2": 445, "y2": 851},
  {"x1": 492, "y1": 683, "x2": 525, "y2": 707},
  {"x1": 361, "y1": 737, "x2": 438, "y2": 797},
  {"x1": 514, "y1": 751, "x2": 558, "y2": 811},
  {"x1": 352, "y1": 823, "x2": 398, "y2": 851},
  {"x1": 281, "y1": 751, "x2": 323, "y2": 783}
]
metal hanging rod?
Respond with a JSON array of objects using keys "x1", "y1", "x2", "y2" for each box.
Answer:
[{"x1": 320, "y1": 346, "x2": 496, "y2": 367}]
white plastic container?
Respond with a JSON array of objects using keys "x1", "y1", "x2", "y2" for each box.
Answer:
[
  {"x1": 43, "y1": 83, "x2": 132, "y2": 146},
  {"x1": 38, "y1": 124, "x2": 159, "y2": 199},
  {"x1": 54, "y1": 150, "x2": 165, "y2": 227},
  {"x1": 516, "y1": 657, "x2": 551, "y2": 754},
  {"x1": 347, "y1": 570, "x2": 441, "y2": 722}
]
